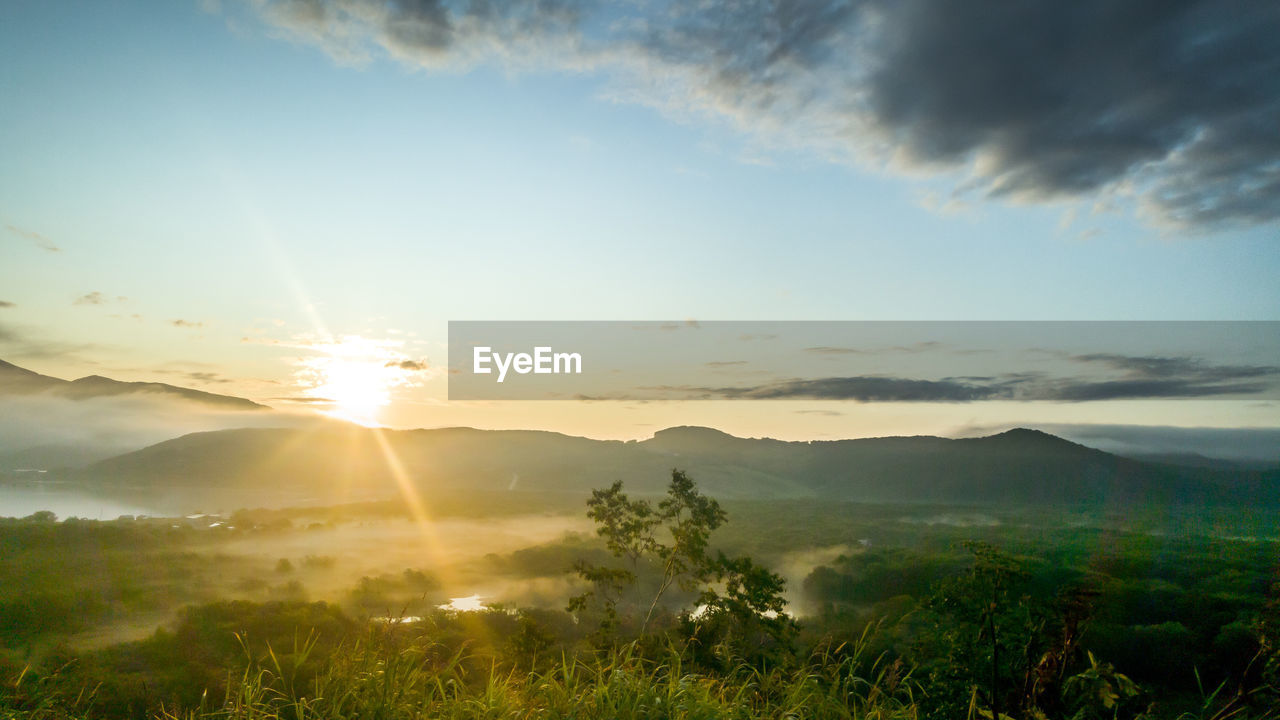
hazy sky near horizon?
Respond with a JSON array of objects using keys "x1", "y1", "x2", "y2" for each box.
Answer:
[{"x1": 2, "y1": 0, "x2": 1278, "y2": 439}]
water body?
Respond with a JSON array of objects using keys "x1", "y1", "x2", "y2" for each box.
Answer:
[
  {"x1": 0, "y1": 482, "x2": 155, "y2": 520},
  {"x1": 439, "y1": 595, "x2": 487, "y2": 612},
  {"x1": 0, "y1": 480, "x2": 399, "y2": 520}
]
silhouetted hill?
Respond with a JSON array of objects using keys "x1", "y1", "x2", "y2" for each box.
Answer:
[
  {"x1": 0, "y1": 359, "x2": 273, "y2": 472},
  {"x1": 62, "y1": 375, "x2": 266, "y2": 410},
  {"x1": 1119, "y1": 452, "x2": 1280, "y2": 472},
  {"x1": 0, "y1": 359, "x2": 267, "y2": 410},
  {"x1": 0, "y1": 359, "x2": 65, "y2": 394},
  {"x1": 75, "y1": 425, "x2": 1279, "y2": 508}
]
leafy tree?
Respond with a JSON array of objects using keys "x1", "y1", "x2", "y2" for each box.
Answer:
[
  {"x1": 569, "y1": 470, "x2": 726, "y2": 635},
  {"x1": 918, "y1": 542, "x2": 1052, "y2": 720},
  {"x1": 570, "y1": 469, "x2": 791, "y2": 657},
  {"x1": 686, "y1": 552, "x2": 797, "y2": 667}
]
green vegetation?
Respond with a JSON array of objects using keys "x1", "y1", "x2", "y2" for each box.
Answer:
[{"x1": 1, "y1": 471, "x2": 1277, "y2": 719}]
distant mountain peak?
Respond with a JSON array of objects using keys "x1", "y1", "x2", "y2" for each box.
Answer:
[
  {"x1": 0, "y1": 358, "x2": 268, "y2": 410},
  {"x1": 0, "y1": 358, "x2": 36, "y2": 373},
  {"x1": 0, "y1": 358, "x2": 67, "y2": 392},
  {"x1": 969, "y1": 427, "x2": 1097, "y2": 455},
  {"x1": 988, "y1": 427, "x2": 1060, "y2": 441},
  {"x1": 651, "y1": 425, "x2": 737, "y2": 440}
]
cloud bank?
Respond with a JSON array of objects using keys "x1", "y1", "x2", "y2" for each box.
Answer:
[
  {"x1": 958, "y1": 422, "x2": 1280, "y2": 465},
  {"x1": 641, "y1": 352, "x2": 1279, "y2": 402},
  {"x1": 0, "y1": 391, "x2": 328, "y2": 470},
  {"x1": 242, "y1": 0, "x2": 1280, "y2": 230}
]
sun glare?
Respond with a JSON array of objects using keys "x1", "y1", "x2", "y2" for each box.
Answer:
[{"x1": 295, "y1": 336, "x2": 422, "y2": 426}]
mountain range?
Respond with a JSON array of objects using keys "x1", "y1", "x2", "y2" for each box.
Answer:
[
  {"x1": 2, "y1": 359, "x2": 1276, "y2": 508},
  {"x1": 75, "y1": 424, "x2": 1279, "y2": 508},
  {"x1": 0, "y1": 359, "x2": 272, "y2": 469},
  {"x1": 0, "y1": 359, "x2": 266, "y2": 410}
]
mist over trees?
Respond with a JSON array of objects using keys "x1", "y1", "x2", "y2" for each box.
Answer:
[{"x1": 1, "y1": 468, "x2": 1277, "y2": 719}]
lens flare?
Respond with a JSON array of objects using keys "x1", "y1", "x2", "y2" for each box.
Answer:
[{"x1": 295, "y1": 335, "x2": 421, "y2": 426}]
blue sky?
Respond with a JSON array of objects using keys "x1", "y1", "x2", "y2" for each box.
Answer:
[{"x1": 1, "y1": 0, "x2": 1277, "y2": 438}]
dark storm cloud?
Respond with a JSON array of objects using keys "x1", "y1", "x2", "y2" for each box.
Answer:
[
  {"x1": 245, "y1": 0, "x2": 1280, "y2": 229},
  {"x1": 863, "y1": 0, "x2": 1280, "y2": 224}
]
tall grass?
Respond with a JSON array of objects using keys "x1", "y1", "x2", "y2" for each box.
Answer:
[{"x1": 150, "y1": 623, "x2": 918, "y2": 720}]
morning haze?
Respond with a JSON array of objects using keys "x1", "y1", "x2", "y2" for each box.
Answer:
[{"x1": 1, "y1": 1, "x2": 1278, "y2": 718}]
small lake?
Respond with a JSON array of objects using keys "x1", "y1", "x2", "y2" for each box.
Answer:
[
  {"x1": 0, "y1": 483, "x2": 156, "y2": 520},
  {"x1": 0, "y1": 481, "x2": 398, "y2": 520}
]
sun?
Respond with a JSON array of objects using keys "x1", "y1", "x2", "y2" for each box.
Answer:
[
  {"x1": 314, "y1": 356, "x2": 391, "y2": 426},
  {"x1": 295, "y1": 336, "x2": 421, "y2": 427}
]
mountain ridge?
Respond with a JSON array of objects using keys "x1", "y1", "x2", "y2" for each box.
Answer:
[
  {"x1": 0, "y1": 358, "x2": 268, "y2": 410},
  {"x1": 72, "y1": 424, "x2": 1279, "y2": 508}
]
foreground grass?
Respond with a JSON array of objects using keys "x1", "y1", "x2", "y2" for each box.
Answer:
[
  {"x1": 4, "y1": 629, "x2": 917, "y2": 720},
  {"x1": 188, "y1": 650, "x2": 914, "y2": 720}
]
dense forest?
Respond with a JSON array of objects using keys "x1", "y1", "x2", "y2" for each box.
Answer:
[{"x1": 1, "y1": 471, "x2": 1277, "y2": 719}]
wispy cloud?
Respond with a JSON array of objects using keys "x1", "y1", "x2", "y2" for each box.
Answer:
[
  {"x1": 171, "y1": 319, "x2": 205, "y2": 329},
  {"x1": 73, "y1": 292, "x2": 127, "y2": 306},
  {"x1": 653, "y1": 376, "x2": 1008, "y2": 402},
  {"x1": 5, "y1": 224, "x2": 60, "y2": 252},
  {"x1": 385, "y1": 359, "x2": 428, "y2": 371},
  {"x1": 0, "y1": 320, "x2": 109, "y2": 362},
  {"x1": 269, "y1": 396, "x2": 334, "y2": 404},
  {"x1": 151, "y1": 368, "x2": 232, "y2": 385},
  {"x1": 238, "y1": 0, "x2": 1280, "y2": 230},
  {"x1": 805, "y1": 342, "x2": 943, "y2": 355},
  {"x1": 1070, "y1": 353, "x2": 1274, "y2": 382}
]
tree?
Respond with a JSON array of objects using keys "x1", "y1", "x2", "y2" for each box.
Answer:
[
  {"x1": 569, "y1": 469, "x2": 790, "y2": 654},
  {"x1": 919, "y1": 542, "x2": 1050, "y2": 720},
  {"x1": 686, "y1": 552, "x2": 797, "y2": 667}
]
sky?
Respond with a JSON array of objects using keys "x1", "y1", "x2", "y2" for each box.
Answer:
[{"x1": 1, "y1": 0, "x2": 1278, "y2": 444}]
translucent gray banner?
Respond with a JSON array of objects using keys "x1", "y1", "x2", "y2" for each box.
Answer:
[{"x1": 447, "y1": 321, "x2": 1280, "y2": 402}]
